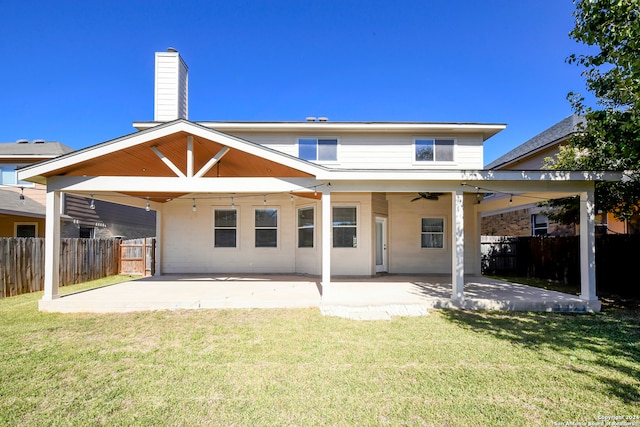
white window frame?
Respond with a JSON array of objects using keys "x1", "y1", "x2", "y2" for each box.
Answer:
[
  {"x1": 297, "y1": 205, "x2": 315, "y2": 248},
  {"x1": 213, "y1": 207, "x2": 239, "y2": 248},
  {"x1": 297, "y1": 138, "x2": 339, "y2": 163},
  {"x1": 332, "y1": 205, "x2": 358, "y2": 248},
  {"x1": 420, "y1": 217, "x2": 445, "y2": 249},
  {"x1": 413, "y1": 138, "x2": 455, "y2": 163},
  {"x1": 254, "y1": 207, "x2": 279, "y2": 248},
  {"x1": 14, "y1": 222, "x2": 38, "y2": 238}
]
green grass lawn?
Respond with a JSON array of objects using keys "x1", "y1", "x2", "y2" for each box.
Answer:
[{"x1": 1, "y1": 276, "x2": 639, "y2": 426}]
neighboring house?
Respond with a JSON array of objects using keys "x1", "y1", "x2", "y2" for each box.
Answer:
[
  {"x1": 18, "y1": 50, "x2": 620, "y2": 308},
  {"x1": 0, "y1": 140, "x2": 73, "y2": 237},
  {"x1": 0, "y1": 140, "x2": 156, "y2": 238},
  {"x1": 482, "y1": 115, "x2": 639, "y2": 236}
]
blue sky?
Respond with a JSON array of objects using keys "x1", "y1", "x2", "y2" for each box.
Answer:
[{"x1": 1, "y1": 0, "x2": 593, "y2": 164}]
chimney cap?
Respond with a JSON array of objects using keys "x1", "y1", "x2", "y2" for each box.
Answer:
[{"x1": 167, "y1": 47, "x2": 178, "y2": 52}]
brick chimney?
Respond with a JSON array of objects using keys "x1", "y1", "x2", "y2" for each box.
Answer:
[{"x1": 154, "y1": 48, "x2": 188, "y2": 121}]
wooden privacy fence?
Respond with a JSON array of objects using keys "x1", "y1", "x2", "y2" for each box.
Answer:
[
  {"x1": 482, "y1": 234, "x2": 640, "y2": 296},
  {"x1": 0, "y1": 237, "x2": 155, "y2": 299}
]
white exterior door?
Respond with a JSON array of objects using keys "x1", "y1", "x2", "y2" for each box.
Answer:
[{"x1": 375, "y1": 217, "x2": 387, "y2": 273}]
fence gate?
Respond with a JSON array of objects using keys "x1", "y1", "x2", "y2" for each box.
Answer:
[{"x1": 119, "y1": 238, "x2": 155, "y2": 276}]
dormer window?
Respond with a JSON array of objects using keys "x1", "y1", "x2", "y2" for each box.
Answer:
[
  {"x1": 298, "y1": 138, "x2": 337, "y2": 161},
  {"x1": 415, "y1": 139, "x2": 454, "y2": 162}
]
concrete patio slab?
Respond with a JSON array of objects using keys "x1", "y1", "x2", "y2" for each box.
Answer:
[{"x1": 38, "y1": 274, "x2": 600, "y2": 315}]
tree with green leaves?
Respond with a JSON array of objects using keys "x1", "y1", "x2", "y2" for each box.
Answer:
[{"x1": 544, "y1": 0, "x2": 640, "y2": 223}]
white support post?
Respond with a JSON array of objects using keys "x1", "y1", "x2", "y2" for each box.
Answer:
[
  {"x1": 579, "y1": 188, "x2": 597, "y2": 302},
  {"x1": 186, "y1": 136, "x2": 194, "y2": 178},
  {"x1": 154, "y1": 206, "x2": 162, "y2": 276},
  {"x1": 321, "y1": 189, "x2": 331, "y2": 298},
  {"x1": 43, "y1": 189, "x2": 61, "y2": 301},
  {"x1": 473, "y1": 207, "x2": 483, "y2": 275},
  {"x1": 452, "y1": 191, "x2": 465, "y2": 301}
]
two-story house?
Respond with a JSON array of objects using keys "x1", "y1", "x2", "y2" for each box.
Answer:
[{"x1": 18, "y1": 50, "x2": 619, "y2": 309}]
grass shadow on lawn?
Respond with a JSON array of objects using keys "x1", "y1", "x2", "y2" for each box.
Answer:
[{"x1": 440, "y1": 306, "x2": 640, "y2": 405}]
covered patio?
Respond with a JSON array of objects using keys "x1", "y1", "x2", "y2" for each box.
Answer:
[
  {"x1": 17, "y1": 121, "x2": 622, "y2": 315},
  {"x1": 38, "y1": 274, "x2": 599, "y2": 318}
]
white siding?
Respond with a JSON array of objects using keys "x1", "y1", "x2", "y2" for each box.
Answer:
[{"x1": 221, "y1": 131, "x2": 485, "y2": 170}]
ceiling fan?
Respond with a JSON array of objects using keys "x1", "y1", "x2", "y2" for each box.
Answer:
[{"x1": 411, "y1": 192, "x2": 444, "y2": 202}]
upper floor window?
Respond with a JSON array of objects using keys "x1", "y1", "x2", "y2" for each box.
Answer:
[
  {"x1": 0, "y1": 165, "x2": 32, "y2": 186},
  {"x1": 298, "y1": 138, "x2": 337, "y2": 161},
  {"x1": 415, "y1": 139, "x2": 454, "y2": 162}
]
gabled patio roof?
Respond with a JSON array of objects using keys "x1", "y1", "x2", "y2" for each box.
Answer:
[{"x1": 18, "y1": 120, "x2": 327, "y2": 194}]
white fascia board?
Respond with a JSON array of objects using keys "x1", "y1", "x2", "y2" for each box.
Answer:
[
  {"x1": 133, "y1": 121, "x2": 506, "y2": 138},
  {"x1": 1, "y1": 155, "x2": 57, "y2": 159},
  {"x1": 18, "y1": 120, "x2": 325, "y2": 181},
  {"x1": 46, "y1": 176, "x2": 319, "y2": 194},
  {"x1": 324, "y1": 180, "x2": 595, "y2": 194},
  {"x1": 315, "y1": 169, "x2": 622, "y2": 182},
  {"x1": 46, "y1": 174, "x2": 603, "y2": 196}
]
